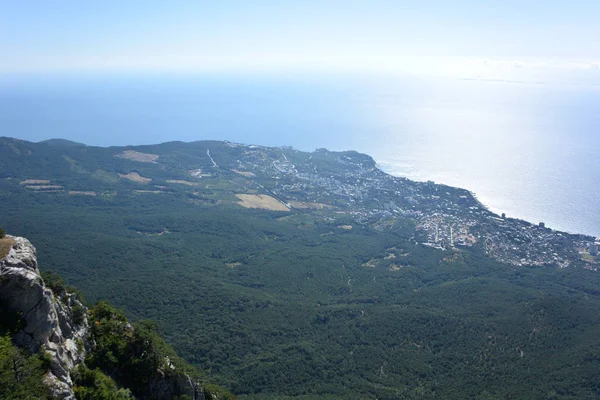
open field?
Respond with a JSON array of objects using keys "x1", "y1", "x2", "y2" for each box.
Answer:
[
  {"x1": 119, "y1": 172, "x2": 152, "y2": 183},
  {"x1": 20, "y1": 179, "x2": 50, "y2": 185},
  {"x1": 166, "y1": 180, "x2": 199, "y2": 186},
  {"x1": 231, "y1": 169, "x2": 256, "y2": 177},
  {"x1": 135, "y1": 190, "x2": 163, "y2": 194},
  {"x1": 25, "y1": 185, "x2": 63, "y2": 190},
  {"x1": 115, "y1": 150, "x2": 159, "y2": 163},
  {"x1": 225, "y1": 262, "x2": 242, "y2": 268},
  {"x1": 68, "y1": 191, "x2": 97, "y2": 196},
  {"x1": 236, "y1": 194, "x2": 290, "y2": 211}
]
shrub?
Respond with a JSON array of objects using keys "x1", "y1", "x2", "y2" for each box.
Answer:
[
  {"x1": 0, "y1": 335, "x2": 52, "y2": 399},
  {"x1": 41, "y1": 271, "x2": 66, "y2": 296},
  {"x1": 72, "y1": 304, "x2": 87, "y2": 326},
  {"x1": 72, "y1": 364, "x2": 133, "y2": 400}
]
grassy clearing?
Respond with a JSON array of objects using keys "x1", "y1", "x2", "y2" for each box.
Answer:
[
  {"x1": 118, "y1": 172, "x2": 152, "y2": 184},
  {"x1": 166, "y1": 179, "x2": 199, "y2": 186},
  {"x1": 92, "y1": 169, "x2": 119, "y2": 183},
  {"x1": 231, "y1": 169, "x2": 256, "y2": 177},
  {"x1": 25, "y1": 185, "x2": 64, "y2": 190},
  {"x1": 68, "y1": 191, "x2": 97, "y2": 196},
  {"x1": 236, "y1": 194, "x2": 290, "y2": 211},
  {"x1": 20, "y1": 179, "x2": 50, "y2": 185},
  {"x1": 0, "y1": 237, "x2": 15, "y2": 259}
]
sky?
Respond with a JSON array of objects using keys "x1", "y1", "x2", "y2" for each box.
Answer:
[{"x1": 2, "y1": 1, "x2": 600, "y2": 81}]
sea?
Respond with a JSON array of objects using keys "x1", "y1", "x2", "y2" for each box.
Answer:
[{"x1": 1, "y1": 73, "x2": 599, "y2": 237}]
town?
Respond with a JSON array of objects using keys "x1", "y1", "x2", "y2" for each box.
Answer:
[{"x1": 226, "y1": 143, "x2": 600, "y2": 269}]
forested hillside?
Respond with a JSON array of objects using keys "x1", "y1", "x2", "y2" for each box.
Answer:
[
  {"x1": 1, "y1": 251, "x2": 234, "y2": 400},
  {"x1": 2, "y1": 138, "x2": 600, "y2": 399}
]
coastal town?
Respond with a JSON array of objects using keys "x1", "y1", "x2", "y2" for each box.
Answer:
[{"x1": 226, "y1": 143, "x2": 600, "y2": 269}]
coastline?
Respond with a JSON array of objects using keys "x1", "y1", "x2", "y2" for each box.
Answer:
[{"x1": 375, "y1": 160, "x2": 599, "y2": 239}]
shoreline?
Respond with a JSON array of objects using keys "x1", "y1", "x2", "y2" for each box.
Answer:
[{"x1": 375, "y1": 161, "x2": 598, "y2": 240}]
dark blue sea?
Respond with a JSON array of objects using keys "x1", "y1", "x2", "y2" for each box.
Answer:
[{"x1": 1, "y1": 73, "x2": 599, "y2": 236}]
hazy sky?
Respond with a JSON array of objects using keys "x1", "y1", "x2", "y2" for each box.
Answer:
[{"x1": 2, "y1": 1, "x2": 600, "y2": 80}]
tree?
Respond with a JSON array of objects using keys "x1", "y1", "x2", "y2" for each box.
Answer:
[
  {"x1": 0, "y1": 335, "x2": 51, "y2": 399},
  {"x1": 0, "y1": 228, "x2": 5, "y2": 239},
  {"x1": 71, "y1": 365, "x2": 133, "y2": 400}
]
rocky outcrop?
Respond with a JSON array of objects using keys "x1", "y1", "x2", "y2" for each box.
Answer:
[
  {"x1": 0, "y1": 236, "x2": 88, "y2": 399},
  {"x1": 148, "y1": 369, "x2": 206, "y2": 400}
]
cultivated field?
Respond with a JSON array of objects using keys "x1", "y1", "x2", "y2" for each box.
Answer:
[
  {"x1": 232, "y1": 169, "x2": 256, "y2": 177},
  {"x1": 236, "y1": 194, "x2": 290, "y2": 211},
  {"x1": 25, "y1": 185, "x2": 63, "y2": 190},
  {"x1": 20, "y1": 179, "x2": 50, "y2": 185}
]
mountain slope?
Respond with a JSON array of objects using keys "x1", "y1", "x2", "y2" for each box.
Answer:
[
  {"x1": 2, "y1": 138, "x2": 600, "y2": 398},
  {"x1": 0, "y1": 234, "x2": 234, "y2": 400}
]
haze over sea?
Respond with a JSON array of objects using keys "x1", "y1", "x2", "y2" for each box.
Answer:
[{"x1": 1, "y1": 73, "x2": 599, "y2": 237}]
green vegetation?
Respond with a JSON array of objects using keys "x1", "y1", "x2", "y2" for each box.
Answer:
[
  {"x1": 3, "y1": 138, "x2": 600, "y2": 398},
  {"x1": 84, "y1": 301, "x2": 235, "y2": 399},
  {"x1": 5, "y1": 194, "x2": 600, "y2": 399},
  {"x1": 0, "y1": 227, "x2": 5, "y2": 239},
  {"x1": 0, "y1": 290, "x2": 233, "y2": 399},
  {"x1": 72, "y1": 365, "x2": 134, "y2": 400},
  {"x1": 41, "y1": 271, "x2": 69, "y2": 295},
  {"x1": 41, "y1": 270, "x2": 86, "y2": 304},
  {"x1": 0, "y1": 336, "x2": 52, "y2": 400}
]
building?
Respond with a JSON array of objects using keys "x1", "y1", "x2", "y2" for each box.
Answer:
[{"x1": 590, "y1": 243, "x2": 599, "y2": 256}]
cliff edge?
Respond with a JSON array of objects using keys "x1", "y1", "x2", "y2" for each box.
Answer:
[{"x1": 0, "y1": 235, "x2": 87, "y2": 399}]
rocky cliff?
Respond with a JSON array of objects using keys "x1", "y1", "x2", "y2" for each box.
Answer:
[
  {"x1": 0, "y1": 235, "x2": 228, "y2": 400},
  {"x1": 0, "y1": 235, "x2": 88, "y2": 399}
]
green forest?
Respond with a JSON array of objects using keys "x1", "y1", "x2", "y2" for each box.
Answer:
[
  {"x1": 2, "y1": 139, "x2": 600, "y2": 399},
  {"x1": 0, "y1": 275, "x2": 234, "y2": 400}
]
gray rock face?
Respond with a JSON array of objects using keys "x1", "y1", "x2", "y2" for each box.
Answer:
[
  {"x1": 148, "y1": 370, "x2": 206, "y2": 400},
  {"x1": 0, "y1": 236, "x2": 88, "y2": 400}
]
